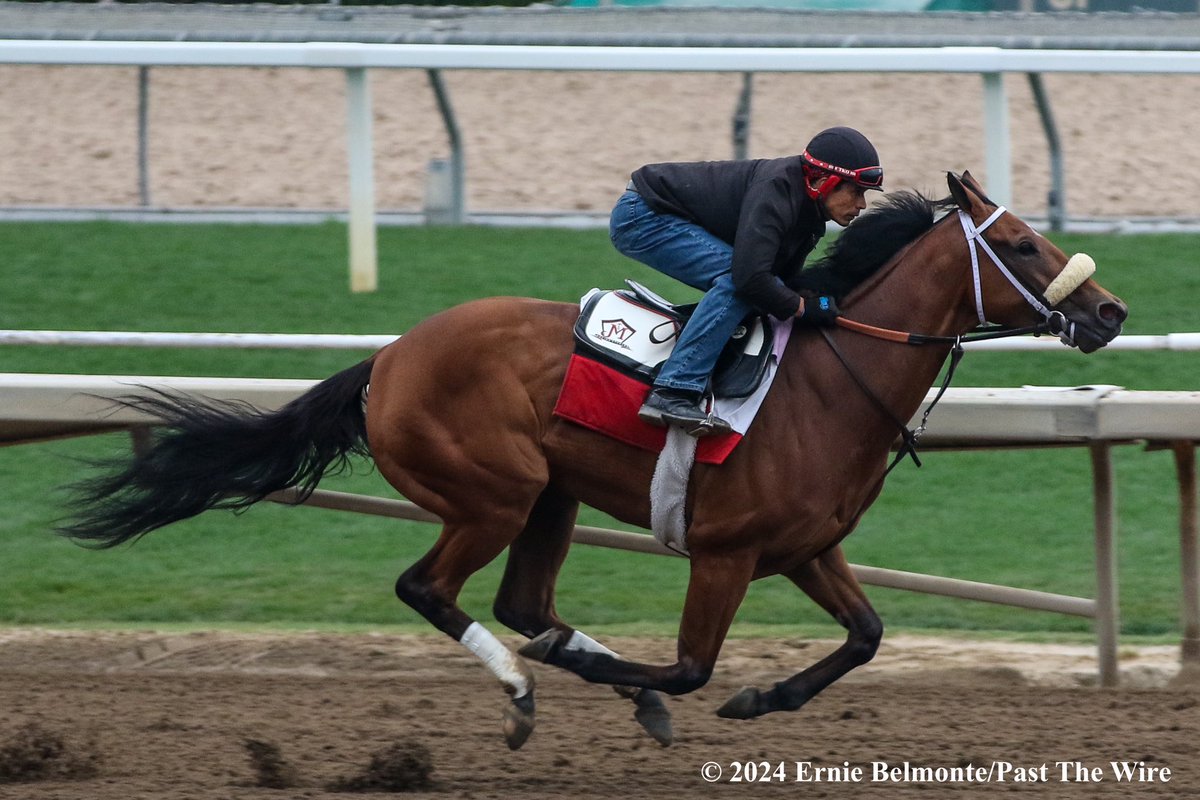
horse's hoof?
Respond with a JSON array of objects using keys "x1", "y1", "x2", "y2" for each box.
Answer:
[
  {"x1": 518, "y1": 629, "x2": 564, "y2": 663},
  {"x1": 716, "y1": 686, "x2": 761, "y2": 720},
  {"x1": 502, "y1": 693, "x2": 536, "y2": 751},
  {"x1": 634, "y1": 701, "x2": 674, "y2": 747}
]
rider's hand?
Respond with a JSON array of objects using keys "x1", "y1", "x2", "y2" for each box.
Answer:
[{"x1": 795, "y1": 294, "x2": 840, "y2": 327}]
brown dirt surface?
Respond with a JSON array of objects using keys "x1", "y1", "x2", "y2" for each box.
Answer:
[
  {"x1": 0, "y1": 628, "x2": 1196, "y2": 799},
  {"x1": 2, "y1": 66, "x2": 1199, "y2": 219}
]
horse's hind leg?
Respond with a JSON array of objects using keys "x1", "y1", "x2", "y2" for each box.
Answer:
[
  {"x1": 490, "y1": 486, "x2": 578, "y2": 640},
  {"x1": 491, "y1": 485, "x2": 674, "y2": 745},
  {"x1": 717, "y1": 545, "x2": 882, "y2": 719},
  {"x1": 394, "y1": 521, "x2": 539, "y2": 750},
  {"x1": 519, "y1": 550, "x2": 756, "y2": 700}
]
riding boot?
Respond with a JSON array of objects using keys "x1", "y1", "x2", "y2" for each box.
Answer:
[{"x1": 637, "y1": 388, "x2": 732, "y2": 437}]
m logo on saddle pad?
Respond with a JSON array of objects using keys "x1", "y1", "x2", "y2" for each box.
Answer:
[
  {"x1": 575, "y1": 287, "x2": 680, "y2": 379},
  {"x1": 554, "y1": 281, "x2": 793, "y2": 465},
  {"x1": 598, "y1": 318, "x2": 637, "y2": 348},
  {"x1": 573, "y1": 281, "x2": 771, "y2": 396}
]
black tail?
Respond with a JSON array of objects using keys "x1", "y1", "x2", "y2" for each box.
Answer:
[{"x1": 59, "y1": 358, "x2": 376, "y2": 548}]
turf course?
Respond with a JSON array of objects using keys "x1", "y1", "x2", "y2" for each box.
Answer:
[{"x1": 0, "y1": 221, "x2": 1195, "y2": 638}]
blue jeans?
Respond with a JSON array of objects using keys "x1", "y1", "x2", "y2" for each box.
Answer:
[{"x1": 609, "y1": 190, "x2": 756, "y2": 394}]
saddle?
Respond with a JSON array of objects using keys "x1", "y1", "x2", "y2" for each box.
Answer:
[{"x1": 573, "y1": 280, "x2": 774, "y2": 399}]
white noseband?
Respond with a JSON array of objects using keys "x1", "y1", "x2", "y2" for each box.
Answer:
[
  {"x1": 1044, "y1": 253, "x2": 1096, "y2": 306},
  {"x1": 957, "y1": 208, "x2": 1095, "y2": 345}
]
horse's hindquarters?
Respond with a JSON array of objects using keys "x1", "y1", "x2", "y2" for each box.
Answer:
[{"x1": 365, "y1": 297, "x2": 577, "y2": 525}]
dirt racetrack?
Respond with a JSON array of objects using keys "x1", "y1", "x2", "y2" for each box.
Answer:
[
  {"x1": 0, "y1": 628, "x2": 1196, "y2": 799},
  {"x1": 3, "y1": 66, "x2": 1200, "y2": 219}
]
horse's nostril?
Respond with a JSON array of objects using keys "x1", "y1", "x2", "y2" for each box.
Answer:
[{"x1": 1098, "y1": 301, "x2": 1128, "y2": 326}]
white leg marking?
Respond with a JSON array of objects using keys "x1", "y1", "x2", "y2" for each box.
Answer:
[
  {"x1": 566, "y1": 630, "x2": 620, "y2": 658},
  {"x1": 568, "y1": 631, "x2": 643, "y2": 698},
  {"x1": 461, "y1": 622, "x2": 532, "y2": 698}
]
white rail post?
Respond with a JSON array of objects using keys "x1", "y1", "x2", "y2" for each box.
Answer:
[
  {"x1": 1175, "y1": 442, "x2": 1200, "y2": 664},
  {"x1": 982, "y1": 72, "x2": 1013, "y2": 210},
  {"x1": 732, "y1": 72, "x2": 753, "y2": 160},
  {"x1": 1090, "y1": 442, "x2": 1119, "y2": 687},
  {"x1": 425, "y1": 69, "x2": 465, "y2": 225},
  {"x1": 137, "y1": 66, "x2": 151, "y2": 207},
  {"x1": 345, "y1": 67, "x2": 378, "y2": 293}
]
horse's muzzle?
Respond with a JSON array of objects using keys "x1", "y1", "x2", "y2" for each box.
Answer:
[{"x1": 1067, "y1": 297, "x2": 1128, "y2": 354}]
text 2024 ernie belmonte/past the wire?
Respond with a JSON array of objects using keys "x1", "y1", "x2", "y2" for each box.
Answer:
[{"x1": 698, "y1": 759, "x2": 1173, "y2": 784}]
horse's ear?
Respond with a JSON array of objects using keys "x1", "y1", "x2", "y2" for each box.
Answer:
[
  {"x1": 960, "y1": 170, "x2": 990, "y2": 200},
  {"x1": 947, "y1": 171, "x2": 974, "y2": 212}
]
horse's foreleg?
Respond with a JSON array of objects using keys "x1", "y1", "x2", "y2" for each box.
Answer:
[
  {"x1": 395, "y1": 523, "x2": 537, "y2": 750},
  {"x1": 520, "y1": 552, "x2": 754, "y2": 697},
  {"x1": 717, "y1": 545, "x2": 882, "y2": 719},
  {"x1": 492, "y1": 486, "x2": 673, "y2": 745}
]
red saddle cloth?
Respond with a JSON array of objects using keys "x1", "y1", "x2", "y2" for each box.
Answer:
[{"x1": 552, "y1": 354, "x2": 743, "y2": 465}]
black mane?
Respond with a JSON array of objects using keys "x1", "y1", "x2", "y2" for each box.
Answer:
[{"x1": 793, "y1": 191, "x2": 957, "y2": 298}]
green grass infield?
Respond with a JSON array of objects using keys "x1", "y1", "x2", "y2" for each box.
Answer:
[{"x1": 0, "y1": 221, "x2": 1195, "y2": 638}]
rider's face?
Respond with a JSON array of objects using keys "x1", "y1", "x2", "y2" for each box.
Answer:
[{"x1": 821, "y1": 180, "x2": 869, "y2": 227}]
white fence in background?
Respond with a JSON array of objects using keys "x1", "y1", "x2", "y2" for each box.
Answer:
[
  {"x1": 3, "y1": 40, "x2": 1199, "y2": 290},
  {"x1": 4, "y1": 372, "x2": 1199, "y2": 688},
  {"x1": 0, "y1": 322, "x2": 1198, "y2": 686},
  {"x1": 1, "y1": 329, "x2": 1198, "y2": 352}
]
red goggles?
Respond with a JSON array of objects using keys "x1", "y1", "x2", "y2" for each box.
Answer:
[{"x1": 802, "y1": 151, "x2": 884, "y2": 189}]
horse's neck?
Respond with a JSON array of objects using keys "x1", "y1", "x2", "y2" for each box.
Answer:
[
  {"x1": 788, "y1": 218, "x2": 976, "y2": 434},
  {"x1": 843, "y1": 218, "x2": 977, "y2": 339}
]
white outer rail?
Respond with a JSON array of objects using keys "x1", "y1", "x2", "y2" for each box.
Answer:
[
  {"x1": 265, "y1": 485, "x2": 1097, "y2": 620},
  {"x1": 0, "y1": 329, "x2": 400, "y2": 350},
  {"x1": 3, "y1": 372, "x2": 1199, "y2": 687},
  {"x1": 0, "y1": 329, "x2": 1198, "y2": 352},
  {"x1": 3, "y1": 41, "x2": 1200, "y2": 73},
  {"x1": 4, "y1": 40, "x2": 1198, "y2": 289}
]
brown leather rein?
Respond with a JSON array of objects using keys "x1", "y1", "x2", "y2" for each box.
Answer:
[
  {"x1": 824, "y1": 314, "x2": 1061, "y2": 473},
  {"x1": 816, "y1": 315, "x2": 1060, "y2": 545}
]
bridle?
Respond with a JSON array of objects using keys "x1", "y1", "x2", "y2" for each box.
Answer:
[
  {"x1": 821, "y1": 204, "x2": 1092, "y2": 476},
  {"x1": 819, "y1": 202, "x2": 1097, "y2": 539},
  {"x1": 958, "y1": 207, "x2": 1079, "y2": 348}
]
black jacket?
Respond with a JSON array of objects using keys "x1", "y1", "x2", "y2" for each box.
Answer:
[{"x1": 630, "y1": 156, "x2": 826, "y2": 319}]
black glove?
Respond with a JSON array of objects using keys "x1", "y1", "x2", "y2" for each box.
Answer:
[{"x1": 796, "y1": 294, "x2": 840, "y2": 327}]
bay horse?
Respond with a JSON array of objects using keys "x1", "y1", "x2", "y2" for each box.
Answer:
[{"x1": 62, "y1": 172, "x2": 1126, "y2": 750}]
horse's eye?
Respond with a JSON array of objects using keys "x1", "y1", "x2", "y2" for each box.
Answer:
[{"x1": 1017, "y1": 240, "x2": 1038, "y2": 256}]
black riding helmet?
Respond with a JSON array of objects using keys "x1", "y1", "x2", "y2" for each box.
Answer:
[{"x1": 801, "y1": 126, "x2": 883, "y2": 200}]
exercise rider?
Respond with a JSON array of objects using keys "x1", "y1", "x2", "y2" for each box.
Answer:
[{"x1": 608, "y1": 126, "x2": 884, "y2": 436}]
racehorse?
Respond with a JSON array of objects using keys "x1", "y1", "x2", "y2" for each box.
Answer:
[{"x1": 61, "y1": 172, "x2": 1126, "y2": 750}]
